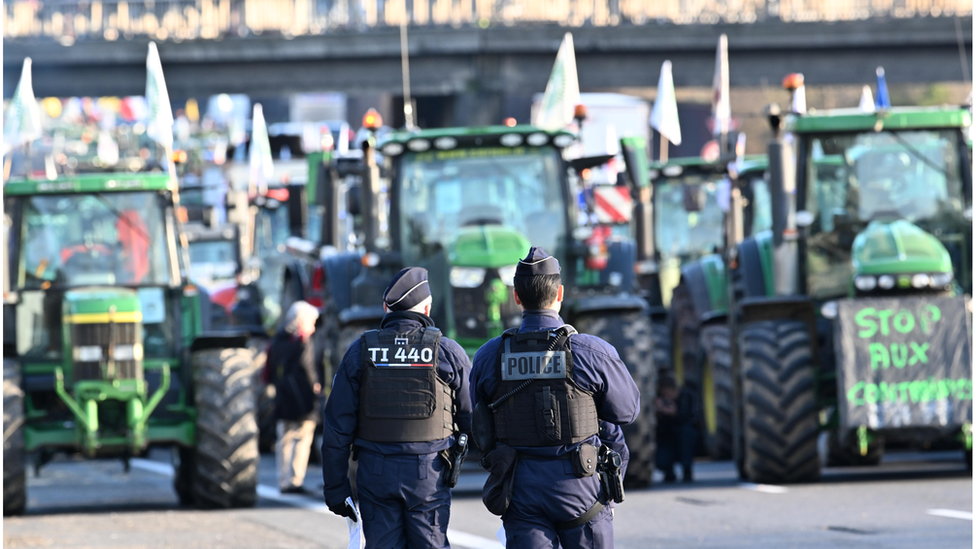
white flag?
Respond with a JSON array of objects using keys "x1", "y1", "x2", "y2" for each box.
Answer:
[
  {"x1": 859, "y1": 85, "x2": 875, "y2": 112},
  {"x1": 97, "y1": 129, "x2": 120, "y2": 166},
  {"x1": 145, "y1": 42, "x2": 174, "y2": 149},
  {"x1": 711, "y1": 34, "x2": 730, "y2": 137},
  {"x1": 3, "y1": 58, "x2": 43, "y2": 155},
  {"x1": 249, "y1": 103, "x2": 274, "y2": 191},
  {"x1": 533, "y1": 33, "x2": 581, "y2": 131},
  {"x1": 650, "y1": 60, "x2": 682, "y2": 146}
]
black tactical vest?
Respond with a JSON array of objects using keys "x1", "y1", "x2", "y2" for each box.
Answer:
[
  {"x1": 490, "y1": 326, "x2": 600, "y2": 447},
  {"x1": 358, "y1": 327, "x2": 455, "y2": 443}
]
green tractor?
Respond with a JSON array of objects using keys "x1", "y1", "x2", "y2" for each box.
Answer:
[
  {"x1": 617, "y1": 144, "x2": 770, "y2": 459},
  {"x1": 314, "y1": 125, "x2": 659, "y2": 486},
  {"x1": 3, "y1": 172, "x2": 260, "y2": 514},
  {"x1": 726, "y1": 104, "x2": 972, "y2": 483}
]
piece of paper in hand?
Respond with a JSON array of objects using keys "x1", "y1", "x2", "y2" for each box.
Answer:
[
  {"x1": 496, "y1": 524, "x2": 506, "y2": 545},
  {"x1": 346, "y1": 497, "x2": 364, "y2": 549}
]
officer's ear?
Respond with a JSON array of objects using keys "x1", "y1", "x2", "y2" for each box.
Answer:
[
  {"x1": 423, "y1": 303, "x2": 431, "y2": 316},
  {"x1": 555, "y1": 285, "x2": 564, "y2": 304},
  {"x1": 383, "y1": 303, "x2": 390, "y2": 314},
  {"x1": 512, "y1": 289, "x2": 522, "y2": 306}
]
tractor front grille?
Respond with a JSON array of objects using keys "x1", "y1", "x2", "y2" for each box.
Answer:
[
  {"x1": 453, "y1": 273, "x2": 521, "y2": 340},
  {"x1": 71, "y1": 322, "x2": 142, "y2": 381}
]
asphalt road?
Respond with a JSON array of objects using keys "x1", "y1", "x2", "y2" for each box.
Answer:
[{"x1": 4, "y1": 447, "x2": 972, "y2": 548}]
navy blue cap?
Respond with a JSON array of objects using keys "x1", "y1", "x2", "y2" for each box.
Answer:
[
  {"x1": 383, "y1": 267, "x2": 431, "y2": 311},
  {"x1": 515, "y1": 246, "x2": 560, "y2": 276}
]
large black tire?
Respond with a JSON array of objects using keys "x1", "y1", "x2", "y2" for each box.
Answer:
[
  {"x1": 3, "y1": 359, "x2": 26, "y2": 516},
  {"x1": 574, "y1": 312, "x2": 656, "y2": 488},
  {"x1": 699, "y1": 324, "x2": 734, "y2": 460},
  {"x1": 189, "y1": 347, "x2": 259, "y2": 509},
  {"x1": 825, "y1": 430, "x2": 884, "y2": 467},
  {"x1": 649, "y1": 320, "x2": 671, "y2": 373},
  {"x1": 739, "y1": 320, "x2": 821, "y2": 484},
  {"x1": 669, "y1": 282, "x2": 702, "y2": 395}
]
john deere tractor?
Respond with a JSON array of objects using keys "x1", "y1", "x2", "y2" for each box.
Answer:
[
  {"x1": 3, "y1": 172, "x2": 260, "y2": 514},
  {"x1": 312, "y1": 125, "x2": 659, "y2": 486},
  {"x1": 726, "y1": 104, "x2": 972, "y2": 483}
]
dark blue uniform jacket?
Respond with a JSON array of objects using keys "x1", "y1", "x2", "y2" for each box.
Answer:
[
  {"x1": 470, "y1": 309, "x2": 640, "y2": 458},
  {"x1": 322, "y1": 311, "x2": 472, "y2": 507}
]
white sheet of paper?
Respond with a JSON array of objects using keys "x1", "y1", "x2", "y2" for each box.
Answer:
[
  {"x1": 496, "y1": 524, "x2": 506, "y2": 546},
  {"x1": 346, "y1": 497, "x2": 364, "y2": 549}
]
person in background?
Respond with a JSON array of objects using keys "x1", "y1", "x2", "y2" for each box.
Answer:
[
  {"x1": 264, "y1": 300, "x2": 321, "y2": 494},
  {"x1": 655, "y1": 372, "x2": 700, "y2": 483}
]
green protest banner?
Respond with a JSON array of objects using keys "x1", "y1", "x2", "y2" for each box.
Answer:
[{"x1": 835, "y1": 296, "x2": 972, "y2": 430}]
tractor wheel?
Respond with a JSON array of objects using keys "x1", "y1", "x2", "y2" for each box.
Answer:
[
  {"x1": 670, "y1": 281, "x2": 702, "y2": 394},
  {"x1": 825, "y1": 430, "x2": 884, "y2": 467},
  {"x1": 649, "y1": 320, "x2": 671, "y2": 374},
  {"x1": 574, "y1": 311, "x2": 656, "y2": 488},
  {"x1": 739, "y1": 320, "x2": 820, "y2": 484},
  {"x1": 699, "y1": 325, "x2": 734, "y2": 460},
  {"x1": 3, "y1": 359, "x2": 26, "y2": 516},
  {"x1": 257, "y1": 384, "x2": 277, "y2": 454},
  {"x1": 173, "y1": 446, "x2": 196, "y2": 507},
  {"x1": 190, "y1": 347, "x2": 259, "y2": 509}
]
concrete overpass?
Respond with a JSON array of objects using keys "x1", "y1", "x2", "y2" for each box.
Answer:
[{"x1": 4, "y1": 16, "x2": 971, "y2": 125}]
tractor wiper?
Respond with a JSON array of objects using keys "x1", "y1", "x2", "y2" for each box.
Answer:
[{"x1": 885, "y1": 131, "x2": 954, "y2": 182}]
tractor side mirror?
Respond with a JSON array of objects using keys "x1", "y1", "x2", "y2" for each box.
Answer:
[{"x1": 682, "y1": 184, "x2": 706, "y2": 212}]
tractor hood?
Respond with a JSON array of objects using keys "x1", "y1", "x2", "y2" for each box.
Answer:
[
  {"x1": 449, "y1": 225, "x2": 530, "y2": 268},
  {"x1": 851, "y1": 220, "x2": 952, "y2": 276},
  {"x1": 63, "y1": 288, "x2": 142, "y2": 323}
]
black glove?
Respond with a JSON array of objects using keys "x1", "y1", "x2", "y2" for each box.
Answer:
[{"x1": 328, "y1": 500, "x2": 357, "y2": 522}]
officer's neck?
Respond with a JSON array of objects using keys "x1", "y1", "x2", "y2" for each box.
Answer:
[
  {"x1": 521, "y1": 308, "x2": 560, "y2": 319},
  {"x1": 382, "y1": 309, "x2": 434, "y2": 328}
]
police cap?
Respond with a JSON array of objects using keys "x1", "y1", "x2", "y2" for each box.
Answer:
[
  {"x1": 383, "y1": 267, "x2": 431, "y2": 311},
  {"x1": 515, "y1": 246, "x2": 560, "y2": 277}
]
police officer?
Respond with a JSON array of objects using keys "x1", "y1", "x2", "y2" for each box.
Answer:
[
  {"x1": 321, "y1": 267, "x2": 472, "y2": 549},
  {"x1": 470, "y1": 247, "x2": 640, "y2": 548}
]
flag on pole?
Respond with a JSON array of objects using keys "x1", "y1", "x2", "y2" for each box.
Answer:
[
  {"x1": 145, "y1": 42, "x2": 174, "y2": 149},
  {"x1": 711, "y1": 34, "x2": 731, "y2": 137},
  {"x1": 650, "y1": 60, "x2": 682, "y2": 146},
  {"x1": 875, "y1": 67, "x2": 891, "y2": 110},
  {"x1": 533, "y1": 32, "x2": 581, "y2": 131},
  {"x1": 859, "y1": 85, "x2": 875, "y2": 112},
  {"x1": 3, "y1": 58, "x2": 43, "y2": 155},
  {"x1": 249, "y1": 103, "x2": 274, "y2": 192}
]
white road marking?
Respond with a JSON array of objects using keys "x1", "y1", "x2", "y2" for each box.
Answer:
[
  {"x1": 738, "y1": 482, "x2": 788, "y2": 494},
  {"x1": 927, "y1": 509, "x2": 973, "y2": 521},
  {"x1": 130, "y1": 458, "x2": 503, "y2": 549}
]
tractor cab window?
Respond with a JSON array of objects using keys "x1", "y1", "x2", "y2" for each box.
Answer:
[
  {"x1": 17, "y1": 192, "x2": 173, "y2": 290},
  {"x1": 802, "y1": 129, "x2": 967, "y2": 299},
  {"x1": 653, "y1": 173, "x2": 725, "y2": 260},
  {"x1": 397, "y1": 146, "x2": 566, "y2": 264},
  {"x1": 188, "y1": 239, "x2": 239, "y2": 289},
  {"x1": 253, "y1": 203, "x2": 290, "y2": 258}
]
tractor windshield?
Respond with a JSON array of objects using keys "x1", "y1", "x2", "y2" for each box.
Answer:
[
  {"x1": 16, "y1": 191, "x2": 173, "y2": 289},
  {"x1": 802, "y1": 129, "x2": 969, "y2": 298},
  {"x1": 188, "y1": 239, "x2": 238, "y2": 289},
  {"x1": 253, "y1": 204, "x2": 290, "y2": 257},
  {"x1": 397, "y1": 146, "x2": 566, "y2": 264},
  {"x1": 653, "y1": 174, "x2": 725, "y2": 260}
]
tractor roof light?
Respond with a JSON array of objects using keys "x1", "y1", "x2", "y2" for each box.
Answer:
[
  {"x1": 877, "y1": 275, "x2": 896, "y2": 290},
  {"x1": 382, "y1": 142, "x2": 404, "y2": 156},
  {"x1": 782, "y1": 73, "x2": 804, "y2": 91},
  {"x1": 854, "y1": 275, "x2": 877, "y2": 292},
  {"x1": 363, "y1": 108, "x2": 383, "y2": 131},
  {"x1": 931, "y1": 272, "x2": 954, "y2": 288},
  {"x1": 504, "y1": 117, "x2": 517, "y2": 127},
  {"x1": 574, "y1": 104, "x2": 588, "y2": 122},
  {"x1": 911, "y1": 273, "x2": 931, "y2": 289}
]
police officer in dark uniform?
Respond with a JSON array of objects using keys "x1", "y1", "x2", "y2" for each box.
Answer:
[
  {"x1": 470, "y1": 247, "x2": 640, "y2": 548},
  {"x1": 321, "y1": 267, "x2": 472, "y2": 549}
]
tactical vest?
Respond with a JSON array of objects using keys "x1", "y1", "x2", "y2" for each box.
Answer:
[
  {"x1": 490, "y1": 326, "x2": 599, "y2": 447},
  {"x1": 358, "y1": 327, "x2": 455, "y2": 443}
]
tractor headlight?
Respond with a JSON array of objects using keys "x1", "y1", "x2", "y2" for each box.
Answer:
[
  {"x1": 450, "y1": 267, "x2": 486, "y2": 288},
  {"x1": 854, "y1": 275, "x2": 877, "y2": 292},
  {"x1": 74, "y1": 345, "x2": 103, "y2": 362},
  {"x1": 820, "y1": 301, "x2": 838, "y2": 319},
  {"x1": 911, "y1": 273, "x2": 931, "y2": 289},
  {"x1": 112, "y1": 344, "x2": 143, "y2": 361},
  {"x1": 497, "y1": 265, "x2": 517, "y2": 287},
  {"x1": 930, "y1": 272, "x2": 953, "y2": 288},
  {"x1": 877, "y1": 275, "x2": 896, "y2": 290}
]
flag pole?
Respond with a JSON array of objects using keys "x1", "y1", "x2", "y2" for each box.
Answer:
[{"x1": 659, "y1": 132, "x2": 668, "y2": 162}]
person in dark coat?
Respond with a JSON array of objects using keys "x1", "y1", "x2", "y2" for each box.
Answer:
[
  {"x1": 265, "y1": 300, "x2": 321, "y2": 494},
  {"x1": 321, "y1": 267, "x2": 472, "y2": 549},
  {"x1": 470, "y1": 247, "x2": 641, "y2": 549},
  {"x1": 655, "y1": 372, "x2": 700, "y2": 483}
]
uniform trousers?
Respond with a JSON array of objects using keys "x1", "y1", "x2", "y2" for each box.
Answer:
[
  {"x1": 503, "y1": 456, "x2": 614, "y2": 549},
  {"x1": 276, "y1": 419, "x2": 316, "y2": 491},
  {"x1": 356, "y1": 449, "x2": 452, "y2": 549}
]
